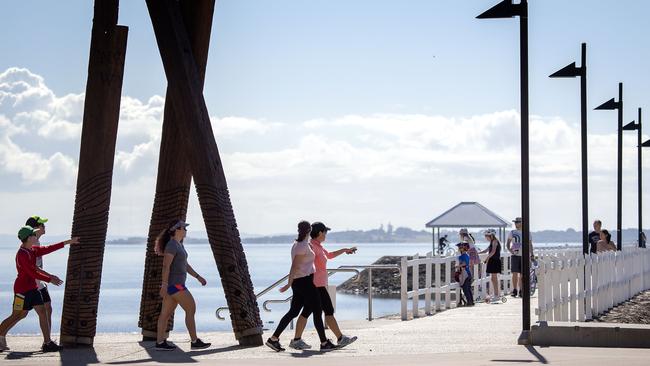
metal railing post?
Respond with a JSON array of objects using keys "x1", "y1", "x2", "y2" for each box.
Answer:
[{"x1": 368, "y1": 268, "x2": 373, "y2": 321}]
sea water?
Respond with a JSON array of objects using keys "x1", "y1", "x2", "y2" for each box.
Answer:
[{"x1": 0, "y1": 241, "x2": 576, "y2": 334}]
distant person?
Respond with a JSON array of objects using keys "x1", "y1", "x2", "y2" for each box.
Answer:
[
  {"x1": 459, "y1": 228, "x2": 480, "y2": 275},
  {"x1": 155, "y1": 220, "x2": 210, "y2": 351},
  {"x1": 640, "y1": 232, "x2": 646, "y2": 248},
  {"x1": 455, "y1": 242, "x2": 474, "y2": 306},
  {"x1": 588, "y1": 220, "x2": 602, "y2": 254},
  {"x1": 480, "y1": 229, "x2": 502, "y2": 303},
  {"x1": 506, "y1": 217, "x2": 534, "y2": 298},
  {"x1": 0, "y1": 226, "x2": 78, "y2": 353},
  {"x1": 24, "y1": 216, "x2": 55, "y2": 348},
  {"x1": 596, "y1": 230, "x2": 617, "y2": 252},
  {"x1": 266, "y1": 221, "x2": 337, "y2": 352},
  {"x1": 438, "y1": 234, "x2": 449, "y2": 255},
  {"x1": 290, "y1": 222, "x2": 357, "y2": 350}
]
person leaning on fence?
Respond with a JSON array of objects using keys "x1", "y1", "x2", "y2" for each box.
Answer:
[
  {"x1": 455, "y1": 242, "x2": 474, "y2": 306},
  {"x1": 459, "y1": 228, "x2": 480, "y2": 276},
  {"x1": 596, "y1": 229, "x2": 617, "y2": 252},
  {"x1": 506, "y1": 217, "x2": 534, "y2": 298},
  {"x1": 588, "y1": 220, "x2": 602, "y2": 254},
  {"x1": 479, "y1": 229, "x2": 502, "y2": 303}
]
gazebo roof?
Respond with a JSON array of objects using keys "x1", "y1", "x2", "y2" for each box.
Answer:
[{"x1": 425, "y1": 202, "x2": 510, "y2": 229}]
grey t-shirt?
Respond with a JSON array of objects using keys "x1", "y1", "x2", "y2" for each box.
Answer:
[{"x1": 164, "y1": 239, "x2": 188, "y2": 285}]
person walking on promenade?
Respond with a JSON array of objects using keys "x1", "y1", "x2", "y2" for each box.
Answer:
[
  {"x1": 0, "y1": 226, "x2": 78, "y2": 353},
  {"x1": 588, "y1": 220, "x2": 602, "y2": 254},
  {"x1": 506, "y1": 217, "x2": 534, "y2": 298},
  {"x1": 480, "y1": 229, "x2": 502, "y2": 303},
  {"x1": 24, "y1": 215, "x2": 56, "y2": 346},
  {"x1": 155, "y1": 219, "x2": 210, "y2": 351},
  {"x1": 266, "y1": 221, "x2": 338, "y2": 352},
  {"x1": 459, "y1": 228, "x2": 480, "y2": 275},
  {"x1": 596, "y1": 229, "x2": 617, "y2": 252},
  {"x1": 456, "y1": 242, "x2": 474, "y2": 306},
  {"x1": 289, "y1": 222, "x2": 358, "y2": 350}
]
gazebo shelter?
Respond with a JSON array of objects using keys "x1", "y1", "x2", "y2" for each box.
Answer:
[{"x1": 425, "y1": 202, "x2": 510, "y2": 254}]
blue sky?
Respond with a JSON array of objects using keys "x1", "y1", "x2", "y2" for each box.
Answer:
[{"x1": 1, "y1": 1, "x2": 649, "y2": 237}]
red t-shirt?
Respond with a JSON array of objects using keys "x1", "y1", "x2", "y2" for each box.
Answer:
[{"x1": 14, "y1": 243, "x2": 65, "y2": 294}]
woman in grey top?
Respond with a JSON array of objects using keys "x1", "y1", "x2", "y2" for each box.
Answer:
[{"x1": 154, "y1": 219, "x2": 210, "y2": 351}]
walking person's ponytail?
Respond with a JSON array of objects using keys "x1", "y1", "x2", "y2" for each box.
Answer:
[
  {"x1": 296, "y1": 220, "x2": 311, "y2": 242},
  {"x1": 155, "y1": 219, "x2": 182, "y2": 256}
]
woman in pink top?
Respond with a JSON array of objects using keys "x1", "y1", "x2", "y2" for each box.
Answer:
[{"x1": 289, "y1": 222, "x2": 358, "y2": 350}]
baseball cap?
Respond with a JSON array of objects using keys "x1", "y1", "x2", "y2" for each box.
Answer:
[
  {"x1": 25, "y1": 215, "x2": 48, "y2": 228},
  {"x1": 18, "y1": 226, "x2": 40, "y2": 241},
  {"x1": 513, "y1": 217, "x2": 523, "y2": 223},
  {"x1": 311, "y1": 222, "x2": 331, "y2": 235},
  {"x1": 169, "y1": 220, "x2": 189, "y2": 232}
]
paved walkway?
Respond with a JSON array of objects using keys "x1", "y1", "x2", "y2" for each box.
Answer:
[{"x1": 2, "y1": 296, "x2": 650, "y2": 365}]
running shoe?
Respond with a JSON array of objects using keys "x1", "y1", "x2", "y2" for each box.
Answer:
[
  {"x1": 155, "y1": 340, "x2": 177, "y2": 351},
  {"x1": 191, "y1": 338, "x2": 211, "y2": 349},
  {"x1": 42, "y1": 341, "x2": 63, "y2": 353},
  {"x1": 511, "y1": 289, "x2": 518, "y2": 297},
  {"x1": 337, "y1": 335, "x2": 357, "y2": 348},
  {"x1": 289, "y1": 338, "x2": 312, "y2": 350},
  {"x1": 320, "y1": 339, "x2": 339, "y2": 351},
  {"x1": 265, "y1": 338, "x2": 285, "y2": 352},
  {"x1": 490, "y1": 297, "x2": 502, "y2": 304}
]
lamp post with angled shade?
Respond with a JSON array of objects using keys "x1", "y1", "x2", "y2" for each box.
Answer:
[
  {"x1": 549, "y1": 43, "x2": 588, "y2": 255},
  {"x1": 476, "y1": 0, "x2": 531, "y2": 335},
  {"x1": 595, "y1": 83, "x2": 623, "y2": 251},
  {"x1": 625, "y1": 108, "x2": 644, "y2": 248}
]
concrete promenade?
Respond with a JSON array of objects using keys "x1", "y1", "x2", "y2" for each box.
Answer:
[{"x1": 2, "y1": 296, "x2": 650, "y2": 365}]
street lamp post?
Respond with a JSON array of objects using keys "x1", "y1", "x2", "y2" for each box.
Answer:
[
  {"x1": 626, "y1": 108, "x2": 645, "y2": 247},
  {"x1": 549, "y1": 43, "x2": 588, "y2": 255},
  {"x1": 477, "y1": 0, "x2": 531, "y2": 334},
  {"x1": 595, "y1": 83, "x2": 623, "y2": 251}
]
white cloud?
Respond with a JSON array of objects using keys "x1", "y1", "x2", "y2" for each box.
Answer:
[{"x1": 1, "y1": 66, "x2": 647, "y2": 236}]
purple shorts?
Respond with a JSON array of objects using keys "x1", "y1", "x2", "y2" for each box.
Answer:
[{"x1": 167, "y1": 284, "x2": 187, "y2": 295}]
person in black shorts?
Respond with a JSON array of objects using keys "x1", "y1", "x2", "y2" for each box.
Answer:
[
  {"x1": 24, "y1": 216, "x2": 54, "y2": 340},
  {"x1": 480, "y1": 229, "x2": 502, "y2": 303},
  {"x1": 588, "y1": 220, "x2": 602, "y2": 254}
]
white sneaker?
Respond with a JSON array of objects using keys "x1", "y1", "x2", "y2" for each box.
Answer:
[
  {"x1": 337, "y1": 335, "x2": 357, "y2": 348},
  {"x1": 288, "y1": 338, "x2": 312, "y2": 350}
]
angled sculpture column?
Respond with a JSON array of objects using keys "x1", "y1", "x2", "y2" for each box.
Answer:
[
  {"x1": 138, "y1": 0, "x2": 215, "y2": 340},
  {"x1": 60, "y1": 0, "x2": 128, "y2": 345},
  {"x1": 145, "y1": 0, "x2": 263, "y2": 345}
]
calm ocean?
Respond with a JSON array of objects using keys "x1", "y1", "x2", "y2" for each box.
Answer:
[{"x1": 0, "y1": 241, "x2": 574, "y2": 335}]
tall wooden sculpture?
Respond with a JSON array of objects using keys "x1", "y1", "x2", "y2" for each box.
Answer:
[
  {"x1": 145, "y1": 0, "x2": 263, "y2": 345},
  {"x1": 61, "y1": 0, "x2": 128, "y2": 345},
  {"x1": 62, "y1": 0, "x2": 262, "y2": 346},
  {"x1": 138, "y1": 0, "x2": 214, "y2": 340}
]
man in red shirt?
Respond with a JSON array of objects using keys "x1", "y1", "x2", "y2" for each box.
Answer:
[{"x1": 0, "y1": 226, "x2": 79, "y2": 353}]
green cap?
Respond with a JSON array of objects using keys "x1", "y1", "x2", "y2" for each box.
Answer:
[
  {"x1": 25, "y1": 216, "x2": 48, "y2": 228},
  {"x1": 18, "y1": 226, "x2": 40, "y2": 241}
]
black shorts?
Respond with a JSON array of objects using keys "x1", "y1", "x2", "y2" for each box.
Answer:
[
  {"x1": 511, "y1": 256, "x2": 522, "y2": 273},
  {"x1": 13, "y1": 289, "x2": 44, "y2": 311},
  {"x1": 486, "y1": 257, "x2": 502, "y2": 274},
  {"x1": 39, "y1": 287, "x2": 51, "y2": 303},
  {"x1": 301, "y1": 287, "x2": 335, "y2": 317}
]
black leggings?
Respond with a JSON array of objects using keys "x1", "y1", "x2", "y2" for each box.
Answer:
[
  {"x1": 272, "y1": 274, "x2": 327, "y2": 342},
  {"x1": 300, "y1": 287, "x2": 334, "y2": 317}
]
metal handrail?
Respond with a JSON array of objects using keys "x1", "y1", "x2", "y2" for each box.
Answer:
[
  {"x1": 261, "y1": 268, "x2": 361, "y2": 311},
  {"x1": 215, "y1": 267, "x2": 361, "y2": 320}
]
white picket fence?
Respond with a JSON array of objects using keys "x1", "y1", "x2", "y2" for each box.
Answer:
[
  {"x1": 400, "y1": 252, "x2": 514, "y2": 320},
  {"x1": 536, "y1": 247, "x2": 650, "y2": 322}
]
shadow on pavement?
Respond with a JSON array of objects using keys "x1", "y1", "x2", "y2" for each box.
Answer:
[
  {"x1": 489, "y1": 345, "x2": 548, "y2": 364},
  {"x1": 105, "y1": 341, "x2": 253, "y2": 364}
]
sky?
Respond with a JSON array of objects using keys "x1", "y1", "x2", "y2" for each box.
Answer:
[{"x1": 0, "y1": 0, "x2": 649, "y2": 238}]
